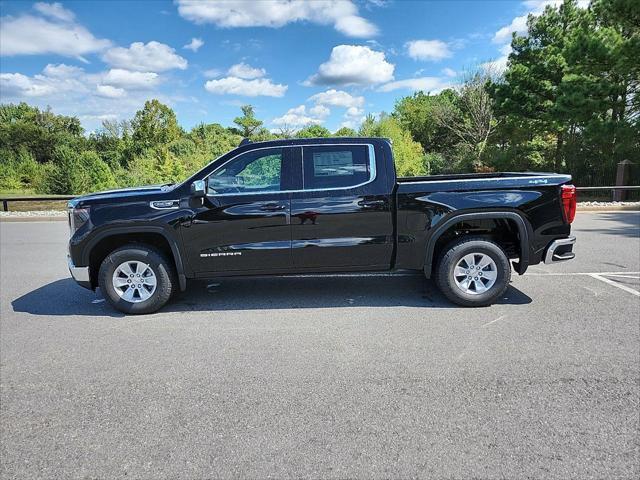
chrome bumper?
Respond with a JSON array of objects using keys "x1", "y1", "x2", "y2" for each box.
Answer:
[
  {"x1": 544, "y1": 236, "x2": 576, "y2": 264},
  {"x1": 68, "y1": 255, "x2": 90, "y2": 284}
]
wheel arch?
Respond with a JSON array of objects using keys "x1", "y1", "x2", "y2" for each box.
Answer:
[
  {"x1": 83, "y1": 226, "x2": 187, "y2": 291},
  {"x1": 423, "y1": 211, "x2": 531, "y2": 278}
]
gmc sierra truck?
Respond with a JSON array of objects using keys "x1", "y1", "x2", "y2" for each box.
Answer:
[{"x1": 67, "y1": 137, "x2": 577, "y2": 314}]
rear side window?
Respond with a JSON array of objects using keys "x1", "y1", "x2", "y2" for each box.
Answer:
[{"x1": 302, "y1": 145, "x2": 371, "y2": 190}]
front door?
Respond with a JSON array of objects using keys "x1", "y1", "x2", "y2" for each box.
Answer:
[{"x1": 182, "y1": 147, "x2": 292, "y2": 275}]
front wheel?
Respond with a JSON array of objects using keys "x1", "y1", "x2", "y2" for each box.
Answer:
[
  {"x1": 98, "y1": 245, "x2": 176, "y2": 314},
  {"x1": 434, "y1": 237, "x2": 511, "y2": 307}
]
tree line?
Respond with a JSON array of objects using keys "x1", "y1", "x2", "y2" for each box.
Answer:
[{"x1": 0, "y1": 0, "x2": 636, "y2": 195}]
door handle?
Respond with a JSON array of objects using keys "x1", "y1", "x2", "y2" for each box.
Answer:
[
  {"x1": 358, "y1": 199, "x2": 386, "y2": 209},
  {"x1": 261, "y1": 203, "x2": 286, "y2": 211}
]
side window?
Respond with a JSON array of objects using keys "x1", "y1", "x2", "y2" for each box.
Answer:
[
  {"x1": 302, "y1": 145, "x2": 371, "y2": 190},
  {"x1": 207, "y1": 148, "x2": 283, "y2": 194}
]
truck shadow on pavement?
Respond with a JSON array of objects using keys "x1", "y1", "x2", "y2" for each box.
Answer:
[{"x1": 12, "y1": 275, "x2": 532, "y2": 317}]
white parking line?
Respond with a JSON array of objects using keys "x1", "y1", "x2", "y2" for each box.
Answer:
[
  {"x1": 526, "y1": 271, "x2": 640, "y2": 276},
  {"x1": 601, "y1": 274, "x2": 640, "y2": 279},
  {"x1": 482, "y1": 315, "x2": 508, "y2": 328},
  {"x1": 588, "y1": 274, "x2": 640, "y2": 297}
]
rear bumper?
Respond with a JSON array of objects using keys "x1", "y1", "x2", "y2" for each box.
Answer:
[
  {"x1": 543, "y1": 236, "x2": 576, "y2": 264},
  {"x1": 68, "y1": 255, "x2": 92, "y2": 289}
]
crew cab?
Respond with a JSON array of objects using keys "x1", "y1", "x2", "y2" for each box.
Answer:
[{"x1": 67, "y1": 137, "x2": 577, "y2": 314}]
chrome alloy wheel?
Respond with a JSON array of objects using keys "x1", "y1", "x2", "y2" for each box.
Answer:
[
  {"x1": 453, "y1": 253, "x2": 498, "y2": 295},
  {"x1": 112, "y1": 260, "x2": 157, "y2": 303}
]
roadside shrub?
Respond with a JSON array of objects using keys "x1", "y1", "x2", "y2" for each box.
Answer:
[
  {"x1": 80, "y1": 151, "x2": 116, "y2": 192},
  {"x1": 0, "y1": 148, "x2": 42, "y2": 191},
  {"x1": 425, "y1": 152, "x2": 446, "y2": 175},
  {"x1": 36, "y1": 146, "x2": 115, "y2": 194}
]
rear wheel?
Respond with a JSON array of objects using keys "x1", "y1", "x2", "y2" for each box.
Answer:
[
  {"x1": 435, "y1": 237, "x2": 511, "y2": 307},
  {"x1": 98, "y1": 245, "x2": 175, "y2": 314}
]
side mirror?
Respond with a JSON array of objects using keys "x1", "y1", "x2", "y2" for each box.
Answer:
[{"x1": 190, "y1": 180, "x2": 206, "y2": 197}]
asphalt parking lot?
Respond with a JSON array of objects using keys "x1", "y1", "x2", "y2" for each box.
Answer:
[{"x1": 1, "y1": 212, "x2": 639, "y2": 479}]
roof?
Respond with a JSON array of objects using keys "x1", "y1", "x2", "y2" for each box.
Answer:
[{"x1": 238, "y1": 137, "x2": 390, "y2": 149}]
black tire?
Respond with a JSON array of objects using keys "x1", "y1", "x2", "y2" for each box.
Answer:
[
  {"x1": 98, "y1": 244, "x2": 176, "y2": 314},
  {"x1": 434, "y1": 236, "x2": 511, "y2": 307}
]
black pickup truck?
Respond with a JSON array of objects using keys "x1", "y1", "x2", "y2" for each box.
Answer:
[{"x1": 67, "y1": 137, "x2": 577, "y2": 314}]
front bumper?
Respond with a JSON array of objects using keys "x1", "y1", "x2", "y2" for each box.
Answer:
[
  {"x1": 68, "y1": 255, "x2": 92, "y2": 289},
  {"x1": 543, "y1": 236, "x2": 576, "y2": 264}
]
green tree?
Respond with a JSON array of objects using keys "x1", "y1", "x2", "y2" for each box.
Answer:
[
  {"x1": 0, "y1": 103, "x2": 84, "y2": 164},
  {"x1": 359, "y1": 114, "x2": 428, "y2": 176},
  {"x1": 80, "y1": 151, "x2": 116, "y2": 192},
  {"x1": 393, "y1": 90, "x2": 458, "y2": 154},
  {"x1": 295, "y1": 124, "x2": 331, "y2": 138},
  {"x1": 131, "y1": 100, "x2": 182, "y2": 152},
  {"x1": 491, "y1": 0, "x2": 638, "y2": 183},
  {"x1": 334, "y1": 126, "x2": 357, "y2": 136},
  {"x1": 433, "y1": 70, "x2": 499, "y2": 170},
  {"x1": 233, "y1": 105, "x2": 263, "y2": 138}
]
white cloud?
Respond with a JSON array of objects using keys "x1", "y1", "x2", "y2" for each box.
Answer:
[
  {"x1": 0, "y1": 64, "x2": 177, "y2": 132},
  {"x1": 42, "y1": 63, "x2": 84, "y2": 78},
  {"x1": 493, "y1": 15, "x2": 529, "y2": 44},
  {"x1": 0, "y1": 64, "x2": 159, "y2": 100},
  {"x1": 309, "y1": 104, "x2": 331, "y2": 118},
  {"x1": 406, "y1": 40, "x2": 452, "y2": 61},
  {"x1": 103, "y1": 41, "x2": 187, "y2": 72},
  {"x1": 442, "y1": 67, "x2": 457, "y2": 78},
  {"x1": 183, "y1": 37, "x2": 204, "y2": 52},
  {"x1": 0, "y1": 72, "x2": 58, "y2": 97},
  {"x1": 307, "y1": 88, "x2": 365, "y2": 129},
  {"x1": 176, "y1": 0, "x2": 378, "y2": 38},
  {"x1": 96, "y1": 84, "x2": 126, "y2": 98},
  {"x1": 204, "y1": 77, "x2": 287, "y2": 97},
  {"x1": 334, "y1": 15, "x2": 378, "y2": 37},
  {"x1": 102, "y1": 69, "x2": 160, "y2": 89},
  {"x1": 306, "y1": 45, "x2": 394, "y2": 86},
  {"x1": 227, "y1": 62, "x2": 266, "y2": 79},
  {"x1": 33, "y1": 2, "x2": 75, "y2": 22},
  {"x1": 493, "y1": 0, "x2": 589, "y2": 44},
  {"x1": 272, "y1": 105, "x2": 326, "y2": 127},
  {"x1": 0, "y1": 11, "x2": 111, "y2": 58},
  {"x1": 378, "y1": 76, "x2": 449, "y2": 93},
  {"x1": 308, "y1": 89, "x2": 364, "y2": 109},
  {"x1": 345, "y1": 106, "x2": 364, "y2": 117}
]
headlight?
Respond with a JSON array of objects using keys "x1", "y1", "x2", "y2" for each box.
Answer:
[{"x1": 68, "y1": 206, "x2": 90, "y2": 235}]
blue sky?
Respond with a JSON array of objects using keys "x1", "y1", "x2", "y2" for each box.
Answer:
[{"x1": 0, "y1": 0, "x2": 558, "y2": 133}]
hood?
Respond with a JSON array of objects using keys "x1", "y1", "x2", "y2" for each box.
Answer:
[{"x1": 68, "y1": 184, "x2": 175, "y2": 207}]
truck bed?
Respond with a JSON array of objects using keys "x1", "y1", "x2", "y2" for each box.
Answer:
[{"x1": 396, "y1": 172, "x2": 572, "y2": 193}]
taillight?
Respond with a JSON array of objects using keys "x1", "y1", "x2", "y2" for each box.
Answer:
[{"x1": 561, "y1": 185, "x2": 576, "y2": 224}]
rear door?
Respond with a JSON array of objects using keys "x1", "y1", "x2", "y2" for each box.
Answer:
[
  {"x1": 290, "y1": 143, "x2": 394, "y2": 271},
  {"x1": 182, "y1": 147, "x2": 292, "y2": 275}
]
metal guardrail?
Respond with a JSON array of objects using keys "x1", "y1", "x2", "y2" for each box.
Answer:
[
  {"x1": 575, "y1": 186, "x2": 640, "y2": 191},
  {"x1": 1, "y1": 196, "x2": 74, "y2": 212},
  {"x1": 1, "y1": 187, "x2": 638, "y2": 212}
]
